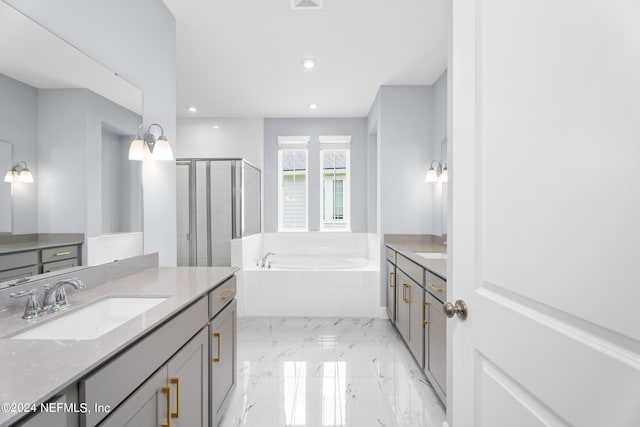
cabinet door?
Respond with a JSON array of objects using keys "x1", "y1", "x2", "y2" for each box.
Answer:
[
  {"x1": 395, "y1": 270, "x2": 411, "y2": 342},
  {"x1": 99, "y1": 366, "x2": 169, "y2": 427},
  {"x1": 210, "y1": 299, "x2": 237, "y2": 427},
  {"x1": 407, "y1": 283, "x2": 424, "y2": 367},
  {"x1": 424, "y1": 291, "x2": 446, "y2": 400},
  {"x1": 385, "y1": 261, "x2": 396, "y2": 323},
  {"x1": 17, "y1": 388, "x2": 78, "y2": 427},
  {"x1": 168, "y1": 327, "x2": 209, "y2": 427}
]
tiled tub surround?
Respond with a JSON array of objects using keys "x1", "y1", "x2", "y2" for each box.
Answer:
[
  {"x1": 232, "y1": 233, "x2": 381, "y2": 317},
  {"x1": 219, "y1": 317, "x2": 446, "y2": 427},
  {"x1": 0, "y1": 255, "x2": 237, "y2": 427}
]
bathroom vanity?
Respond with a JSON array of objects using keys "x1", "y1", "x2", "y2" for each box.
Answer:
[
  {"x1": 0, "y1": 234, "x2": 83, "y2": 284},
  {"x1": 384, "y1": 234, "x2": 447, "y2": 405},
  {"x1": 0, "y1": 257, "x2": 237, "y2": 427}
]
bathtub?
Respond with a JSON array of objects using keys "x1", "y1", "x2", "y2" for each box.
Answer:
[
  {"x1": 232, "y1": 232, "x2": 382, "y2": 318},
  {"x1": 268, "y1": 254, "x2": 370, "y2": 270}
]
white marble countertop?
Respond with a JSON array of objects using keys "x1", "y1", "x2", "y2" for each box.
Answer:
[
  {"x1": 384, "y1": 235, "x2": 447, "y2": 279},
  {"x1": 0, "y1": 266, "x2": 237, "y2": 427}
]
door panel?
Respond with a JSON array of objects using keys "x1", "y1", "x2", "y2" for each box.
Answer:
[
  {"x1": 168, "y1": 328, "x2": 208, "y2": 427},
  {"x1": 450, "y1": 0, "x2": 640, "y2": 425},
  {"x1": 210, "y1": 299, "x2": 237, "y2": 426}
]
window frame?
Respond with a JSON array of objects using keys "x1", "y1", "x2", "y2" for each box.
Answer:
[
  {"x1": 277, "y1": 136, "x2": 309, "y2": 232},
  {"x1": 319, "y1": 136, "x2": 351, "y2": 232}
]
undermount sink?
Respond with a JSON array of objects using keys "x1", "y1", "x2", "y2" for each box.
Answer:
[
  {"x1": 414, "y1": 252, "x2": 448, "y2": 260},
  {"x1": 11, "y1": 296, "x2": 167, "y2": 341}
]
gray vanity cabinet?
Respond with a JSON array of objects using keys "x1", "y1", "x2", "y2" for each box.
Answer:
[
  {"x1": 424, "y1": 291, "x2": 446, "y2": 401},
  {"x1": 168, "y1": 327, "x2": 209, "y2": 427},
  {"x1": 396, "y1": 269, "x2": 425, "y2": 367},
  {"x1": 100, "y1": 327, "x2": 208, "y2": 427},
  {"x1": 396, "y1": 269, "x2": 411, "y2": 344},
  {"x1": 385, "y1": 260, "x2": 396, "y2": 322},
  {"x1": 16, "y1": 387, "x2": 78, "y2": 427},
  {"x1": 98, "y1": 366, "x2": 168, "y2": 427},
  {"x1": 209, "y1": 297, "x2": 237, "y2": 426}
]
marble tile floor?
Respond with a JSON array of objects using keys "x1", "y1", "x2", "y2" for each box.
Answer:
[{"x1": 219, "y1": 317, "x2": 445, "y2": 427}]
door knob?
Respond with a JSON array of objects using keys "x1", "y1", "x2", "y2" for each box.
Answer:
[{"x1": 443, "y1": 300, "x2": 468, "y2": 320}]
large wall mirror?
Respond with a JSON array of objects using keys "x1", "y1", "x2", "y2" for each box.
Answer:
[{"x1": 0, "y1": 1, "x2": 143, "y2": 289}]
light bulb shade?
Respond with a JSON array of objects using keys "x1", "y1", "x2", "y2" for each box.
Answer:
[
  {"x1": 440, "y1": 168, "x2": 448, "y2": 182},
  {"x1": 128, "y1": 138, "x2": 145, "y2": 161},
  {"x1": 150, "y1": 136, "x2": 174, "y2": 161},
  {"x1": 425, "y1": 167, "x2": 438, "y2": 182},
  {"x1": 18, "y1": 169, "x2": 33, "y2": 183},
  {"x1": 4, "y1": 171, "x2": 13, "y2": 183}
]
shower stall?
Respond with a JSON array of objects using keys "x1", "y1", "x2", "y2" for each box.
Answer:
[{"x1": 176, "y1": 158, "x2": 261, "y2": 267}]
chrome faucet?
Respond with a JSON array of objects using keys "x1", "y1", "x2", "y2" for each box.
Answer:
[
  {"x1": 261, "y1": 252, "x2": 275, "y2": 268},
  {"x1": 10, "y1": 277, "x2": 86, "y2": 319},
  {"x1": 10, "y1": 289, "x2": 42, "y2": 320},
  {"x1": 43, "y1": 278, "x2": 86, "y2": 312}
]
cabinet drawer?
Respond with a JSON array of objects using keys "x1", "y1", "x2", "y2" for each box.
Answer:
[
  {"x1": 396, "y1": 254, "x2": 424, "y2": 286},
  {"x1": 42, "y1": 245, "x2": 78, "y2": 263},
  {"x1": 425, "y1": 269, "x2": 446, "y2": 302},
  {"x1": 385, "y1": 247, "x2": 396, "y2": 264},
  {"x1": 209, "y1": 276, "x2": 236, "y2": 318},
  {"x1": 43, "y1": 258, "x2": 79, "y2": 273},
  {"x1": 0, "y1": 265, "x2": 39, "y2": 283},
  {"x1": 0, "y1": 250, "x2": 38, "y2": 271},
  {"x1": 80, "y1": 297, "x2": 208, "y2": 427}
]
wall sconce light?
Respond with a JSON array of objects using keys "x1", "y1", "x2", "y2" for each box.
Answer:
[
  {"x1": 128, "y1": 123, "x2": 174, "y2": 161},
  {"x1": 4, "y1": 161, "x2": 34, "y2": 183},
  {"x1": 426, "y1": 160, "x2": 448, "y2": 183}
]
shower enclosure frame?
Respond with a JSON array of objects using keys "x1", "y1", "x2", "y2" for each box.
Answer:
[{"x1": 176, "y1": 158, "x2": 261, "y2": 267}]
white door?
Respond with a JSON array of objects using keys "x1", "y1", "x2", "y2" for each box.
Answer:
[{"x1": 449, "y1": 1, "x2": 640, "y2": 426}]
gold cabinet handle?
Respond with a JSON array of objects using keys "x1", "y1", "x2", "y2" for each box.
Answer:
[
  {"x1": 403, "y1": 284, "x2": 410, "y2": 303},
  {"x1": 423, "y1": 301, "x2": 429, "y2": 325},
  {"x1": 389, "y1": 271, "x2": 395, "y2": 288},
  {"x1": 161, "y1": 386, "x2": 171, "y2": 427},
  {"x1": 55, "y1": 251, "x2": 71, "y2": 257},
  {"x1": 170, "y1": 378, "x2": 180, "y2": 419},
  {"x1": 219, "y1": 289, "x2": 235, "y2": 301},
  {"x1": 427, "y1": 282, "x2": 443, "y2": 293},
  {"x1": 213, "y1": 332, "x2": 221, "y2": 362}
]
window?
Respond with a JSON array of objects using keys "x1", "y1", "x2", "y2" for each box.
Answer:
[
  {"x1": 320, "y1": 136, "x2": 350, "y2": 231},
  {"x1": 278, "y1": 137, "x2": 309, "y2": 231}
]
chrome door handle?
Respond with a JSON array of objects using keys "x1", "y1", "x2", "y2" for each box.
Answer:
[{"x1": 443, "y1": 299, "x2": 468, "y2": 320}]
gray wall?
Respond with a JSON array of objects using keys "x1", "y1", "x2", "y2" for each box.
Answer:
[
  {"x1": 7, "y1": 0, "x2": 178, "y2": 266},
  {"x1": 36, "y1": 88, "x2": 141, "y2": 256},
  {"x1": 263, "y1": 118, "x2": 369, "y2": 232},
  {"x1": 101, "y1": 130, "x2": 143, "y2": 234},
  {"x1": 368, "y1": 83, "x2": 447, "y2": 305},
  {"x1": 431, "y1": 71, "x2": 448, "y2": 235},
  {"x1": 375, "y1": 85, "x2": 434, "y2": 236},
  {"x1": 0, "y1": 73, "x2": 38, "y2": 233},
  {"x1": 86, "y1": 90, "x2": 142, "y2": 238}
]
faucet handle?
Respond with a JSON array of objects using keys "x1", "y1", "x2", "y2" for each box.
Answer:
[
  {"x1": 10, "y1": 288, "x2": 39, "y2": 298},
  {"x1": 10, "y1": 289, "x2": 42, "y2": 320}
]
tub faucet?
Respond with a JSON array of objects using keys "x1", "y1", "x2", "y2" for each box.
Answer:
[
  {"x1": 43, "y1": 277, "x2": 86, "y2": 313},
  {"x1": 261, "y1": 252, "x2": 275, "y2": 268}
]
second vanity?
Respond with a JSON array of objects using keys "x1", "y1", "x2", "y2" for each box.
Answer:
[
  {"x1": 0, "y1": 256, "x2": 237, "y2": 427},
  {"x1": 384, "y1": 234, "x2": 447, "y2": 405}
]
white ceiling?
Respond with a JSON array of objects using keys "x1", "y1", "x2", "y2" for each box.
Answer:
[{"x1": 164, "y1": 0, "x2": 448, "y2": 118}]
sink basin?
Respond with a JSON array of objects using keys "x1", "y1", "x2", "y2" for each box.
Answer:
[
  {"x1": 414, "y1": 252, "x2": 448, "y2": 260},
  {"x1": 11, "y1": 296, "x2": 167, "y2": 340}
]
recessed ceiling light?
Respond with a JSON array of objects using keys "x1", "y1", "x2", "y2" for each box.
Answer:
[
  {"x1": 187, "y1": 106, "x2": 197, "y2": 113},
  {"x1": 301, "y1": 58, "x2": 316, "y2": 69},
  {"x1": 309, "y1": 103, "x2": 318, "y2": 110},
  {"x1": 213, "y1": 125, "x2": 220, "y2": 129}
]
